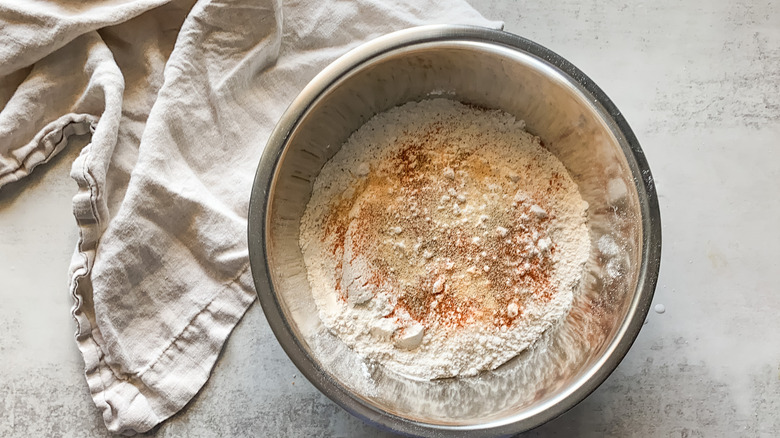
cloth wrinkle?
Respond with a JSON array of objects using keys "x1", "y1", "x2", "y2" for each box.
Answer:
[
  {"x1": 135, "y1": 263, "x2": 251, "y2": 378},
  {"x1": 0, "y1": 116, "x2": 94, "y2": 183}
]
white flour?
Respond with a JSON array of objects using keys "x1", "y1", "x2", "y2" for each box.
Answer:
[{"x1": 300, "y1": 99, "x2": 589, "y2": 379}]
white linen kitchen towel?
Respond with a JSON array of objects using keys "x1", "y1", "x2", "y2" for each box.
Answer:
[{"x1": 0, "y1": 0, "x2": 500, "y2": 434}]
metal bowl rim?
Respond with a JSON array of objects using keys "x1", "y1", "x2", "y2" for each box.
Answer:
[{"x1": 247, "y1": 24, "x2": 662, "y2": 437}]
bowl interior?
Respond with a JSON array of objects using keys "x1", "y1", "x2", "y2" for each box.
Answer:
[{"x1": 260, "y1": 37, "x2": 655, "y2": 434}]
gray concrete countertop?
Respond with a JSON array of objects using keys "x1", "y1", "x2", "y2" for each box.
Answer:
[{"x1": 2, "y1": 1, "x2": 778, "y2": 436}]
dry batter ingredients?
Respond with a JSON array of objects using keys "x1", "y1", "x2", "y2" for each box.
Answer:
[{"x1": 300, "y1": 99, "x2": 590, "y2": 379}]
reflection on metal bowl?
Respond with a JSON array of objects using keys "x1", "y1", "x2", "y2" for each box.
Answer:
[{"x1": 248, "y1": 25, "x2": 661, "y2": 437}]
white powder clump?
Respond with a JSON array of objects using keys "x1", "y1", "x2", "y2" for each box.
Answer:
[{"x1": 299, "y1": 99, "x2": 590, "y2": 379}]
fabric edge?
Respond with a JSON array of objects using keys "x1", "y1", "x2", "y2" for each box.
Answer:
[
  {"x1": 68, "y1": 141, "x2": 257, "y2": 433},
  {"x1": 0, "y1": 114, "x2": 96, "y2": 189},
  {"x1": 137, "y1": 266, "x2": 257, "y2": 431}
]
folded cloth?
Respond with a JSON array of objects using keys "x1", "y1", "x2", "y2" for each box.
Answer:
[{"x1": 0, "y1": 0, "x2": 500, "y2": 434}]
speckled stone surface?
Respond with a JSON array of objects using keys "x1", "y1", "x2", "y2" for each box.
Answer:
[{"x1": 1, "y1": 1, "x2": 778, "y2": 436}]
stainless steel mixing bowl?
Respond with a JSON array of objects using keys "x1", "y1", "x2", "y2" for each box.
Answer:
[{"x1": 248, "y1": 25, "x2": 661, "y2": 436}]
